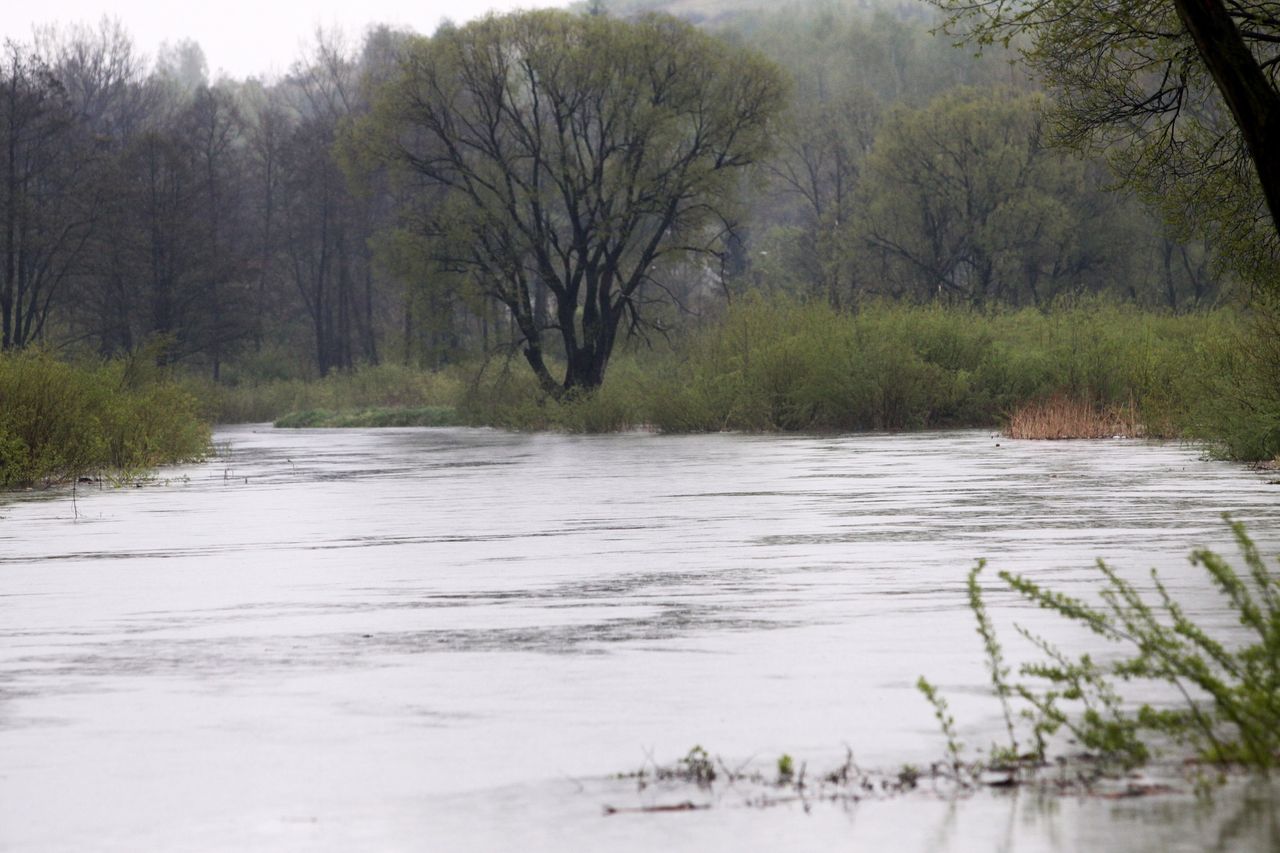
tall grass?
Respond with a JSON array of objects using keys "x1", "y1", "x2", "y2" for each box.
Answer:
[
  {"x1": 204, "y1": 354, "x2": 654, "y2": 433},
  {"x1": 442, "y1": 295, "x2": 1228, "y2": 435},
  {"x1": 0, "y1": 350, "x2": 209, "y2": 487},
  {"x1": 191, "y1": 362, "x2": 468, "y2": 424},
  {"x1": 201, "y1": 297, "x2": 1248, "y2": 451},
  {"x1": 1005, "y1": 395, "x2": 1144, "y2": 439},
  {"x1": 643, "y1": 296, "x2": 1221, "y2": 435},
  {"x1": 455, "y1": 357, "x2": 652, "y2": 433}
]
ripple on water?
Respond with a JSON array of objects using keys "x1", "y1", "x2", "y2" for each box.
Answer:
[{"x1": 1, "y1": 426, "x2": 1277, "y2": 852}]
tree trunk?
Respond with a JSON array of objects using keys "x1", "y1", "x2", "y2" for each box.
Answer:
[
  {"x1": 402, "y1": 287, "x2": 413, "y2": 366},
  {"x1": 1162, "y1": 239, "x2": 1178, "y2": 311},
  {"x1": 1172, "y1": 0, "x2": 1280, "y2": 237},
  {"x1": 363, "y1": 259, "x2": 378, "y2": 365},
  {"x1": 3, "y1": 72, "x2": 16, "y2": 350},
  {"x1": 522, "y1": 339, "x2": 562, "y2": 398},
  {"x1": 559, "y1": 299, "x2": 620, "y2": 394}
]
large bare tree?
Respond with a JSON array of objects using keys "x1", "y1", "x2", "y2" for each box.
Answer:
[{"x1": 356, "y1": 11, "x2": 785, "y2": 396}]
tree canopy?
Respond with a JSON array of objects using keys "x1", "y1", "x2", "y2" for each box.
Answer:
[
  {"x1": 858, "y1": 89, "x2": 1129, "y2": 306},
  {"x1": 353, "y1": 10, "x2": 786, "y2": 395},
  {"x1": 0, "y1": 3, "x2": 1241, "y2": 382},
  {"x1": 930, "y1": 0, "x2": 1280, "y2": 287}
]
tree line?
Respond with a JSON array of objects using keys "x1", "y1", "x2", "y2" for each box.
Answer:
[
  {"x1": 0, "y1": 1, "x2": 1246, "y2": 391},
  {"x1": 1, "y1": 21, "x2": 394, "y2": 377}
]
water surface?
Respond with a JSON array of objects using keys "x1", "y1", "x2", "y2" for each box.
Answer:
[{"x1": 2, "y1": 427, "x2": 1278, "y2": 850}]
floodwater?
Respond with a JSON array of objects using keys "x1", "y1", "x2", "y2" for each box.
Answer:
[{"x1": 2, "y1": 426, "x2": 1278, "y2": 851}]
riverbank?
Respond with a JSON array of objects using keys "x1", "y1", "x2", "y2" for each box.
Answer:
[{"x1": 199, "y1": 299, "x2": 1275, "y2": 459}]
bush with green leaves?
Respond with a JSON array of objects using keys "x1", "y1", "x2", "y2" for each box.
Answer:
[
  {"x1": 1182, "y1": 297, "x2": 1280, "y2": 460},
  {"x1": 921, "y1": 518, "x2": 1280, "y2": 774},
  {"x1": 0, "y1": 350, "x2": 209, "y2": 487}
]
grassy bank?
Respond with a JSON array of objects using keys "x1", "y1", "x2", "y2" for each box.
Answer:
[
  {"x1": 8, "y1": 299, "x2": 1264, "y2": 486},
  {"x1": 189, "y1": 362, "x2": 468, "y2": 425},
  {"x1": 201, "y1": 297, "x2": 1270, "y2": 457},
  {"x1": 458, "y1": 298, "x2": 1236, "y2": 440},
  {"x1": 0, "y1": 350, "x2": 210, "y2": 488},
  {"x1": 633, "y1": 297, "x2": 1219, "y2": 435},
  {"x1": 274, "y1": 405, "x2": 463, "y2": 428}
]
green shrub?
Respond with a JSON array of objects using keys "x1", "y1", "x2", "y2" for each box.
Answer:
[
  {"x1": 638, "y1": 296, "x2": 1223, "y2": 435},
  {"x1": 1181, "y1": 304, "x2": 1280, "y2": 460},
  {"x1": 0, "y1": 350, "x2": 209, "y2": 487},
  {"x1": 923, "y1": 518, "x2": 1280, "y2": 773}
]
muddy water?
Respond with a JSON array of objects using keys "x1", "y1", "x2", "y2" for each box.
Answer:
[{"x1": 2, "y1": 426, "x2": 1278, "y2": 851}]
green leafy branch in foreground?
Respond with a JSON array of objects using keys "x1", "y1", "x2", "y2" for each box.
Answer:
[{"x1": 921, "y1": 517, "x2": 1280, "y2": 777}]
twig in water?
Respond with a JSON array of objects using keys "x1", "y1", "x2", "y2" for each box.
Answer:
[{"x1": 603, "y1": 801, "x2": 709, "y2": 815}]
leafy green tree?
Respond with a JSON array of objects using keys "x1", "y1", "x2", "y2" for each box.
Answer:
[
  {"x1": 354, "y1": 11, "x2": 785, "y2": 396},
  {"x1": 931, "y1": 0, "x2": 1280, "y2": 286},
  {"x1": 857, "y1": 89, "x2": 1119, "y2": 305},
  {"x1": 711, "y1": 0, "x2": 1036, "y2": 304},
  {"x1": 766, "y1": 86, "x2": 879, "y2": 308}
]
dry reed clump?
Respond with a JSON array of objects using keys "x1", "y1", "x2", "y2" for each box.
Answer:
[{"x1": 1004, "y1": 396, "x2": 1143, "y2": 439}]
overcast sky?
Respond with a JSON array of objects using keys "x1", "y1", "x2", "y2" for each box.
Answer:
[{"x1": 2, "y1": 0, "x2": 571, "y2": 80}]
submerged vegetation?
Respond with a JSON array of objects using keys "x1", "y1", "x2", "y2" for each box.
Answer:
[
  {"x1": 607, "y1": 746, "x2": 934, "y2": 813},
  {"x1": 920, "y1": 518, "x2": 1280, "y2": 783},
  {"x1": 0, "y1": 350, "x2": 209, "y2": 487},
  {"x1": 610, "y1": 740, "x2": 1199, "y2": 815}
]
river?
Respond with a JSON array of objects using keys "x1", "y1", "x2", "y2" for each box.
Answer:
[{"x1": 1, "y1": 426, "x2": 1277, "y2": 850}]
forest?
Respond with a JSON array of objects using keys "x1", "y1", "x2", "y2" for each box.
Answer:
[{"x1": 2, "y1": 0, "x2": 1279, "y2": 484}]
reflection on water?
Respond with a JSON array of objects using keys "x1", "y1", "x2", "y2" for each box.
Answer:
[
  {"x1": 2, "y1": 426, "x2": 1279, "y2": 851},
  {"x1": 899, "y1": 774, "x2": 1277, "y2": 853}
]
